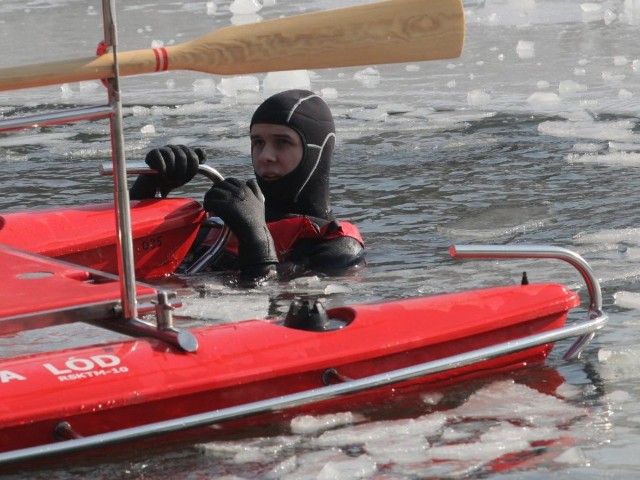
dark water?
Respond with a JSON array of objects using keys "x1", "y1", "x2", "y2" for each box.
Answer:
[{"x1": 3, "y1": 0, "x2": 640, "y2": 478}]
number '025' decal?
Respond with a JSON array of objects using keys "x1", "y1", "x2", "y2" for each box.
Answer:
[{"x1": 140, "y1": 236, "x2": 163, "y2": 251}]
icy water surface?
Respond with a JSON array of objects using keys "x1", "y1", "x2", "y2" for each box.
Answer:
[{"x1": 3, "y1": 0, "x2": 640, "y2": 478}]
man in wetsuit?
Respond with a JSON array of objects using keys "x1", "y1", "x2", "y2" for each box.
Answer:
[{"x1": 130, "y1": 89, "x2": 365, "y2": 285}]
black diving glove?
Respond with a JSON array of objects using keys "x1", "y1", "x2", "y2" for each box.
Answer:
[
  {"x1": 203, "y1": 178, "x2": 278, "y2": 275},
  {"x1": 130, "y1": 144, "x2": 205, "y2": 199}
]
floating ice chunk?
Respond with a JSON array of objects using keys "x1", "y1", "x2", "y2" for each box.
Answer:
[
  {"x1": 619, "y1": 88, "x2": 633, "y2": 98},
  {"x1": 206, "y1": 1, "x2": 216, "y2": 15},
  {"x1": 567, "y1": 151, "x2": 640, "y2": 166},
  {"x1": 320, "y1": 87, "x2": 338, "y2": 100},
  {"x1": 425, "y1": 436, "x2": 530, "y2": 462},
  {"x1": 263, "y1": 70, "x2": 311, "y2": 96},
  {"x1": 487, "y1": 12, "x2": 500, "y2": 24},
  {"x1": 559, "y1": 79, "x2": 587, "y2": 96},
  {"x1": 602, "y1": 70, "x2": 626, "y2": 83},
  {"x1": 554, "y1": 446, "x2": 588, "y2": 465},
  {"x1": 581, "y1": 3, "x2": 603, "y2": 22},
  {"x1": 598, "y1": 347, "x2": 640, "y2": 379},
  {"x1": 614, "y1": 55, "x2": 629, "y2": 66},
  {"x1": 178, "y1": 290, "x2": 270, "y2": 321},
  {"x1": 216, "y1": 76, "x2": 259, "y2": 97},
  {"x1": 574, "y1": 67, "x2": 587, "y2": 75},
  {"x1": 78, "y1": 81, "x2": 100, "y2": 92},
  {"x1": 515, "y1": 40, "x2": 535, "y2": 59},
  {"x1": 609, "y1": 140, "x2": 640, "y2": 151},
  {"x1": 449, "y1": 380, "x2": 586, "y2": 427},
  {"x1": 572, "y1": 142, "x2": 603, "y2": 152},
  {"x1": 365, "y1": 435, "x2": 429, "y2": 465},
  {"x1": 573, "y1": 227, "x2": 640, "y2": 244},
  {"x1": 480, "y1": 421, "x2": 558, "y2": 445},
  {"x1": 345, "y1": 106, "x2": 388, "y2": 121},
  {"x1": 604, "y1": 389, "x2": 632, "y2": 404},
  {"x1": 233, "y1": 447, "x2": 271, "y2": 463},
  {"x1": 230, "y1": 0, "x2": 262, "y2": 14},
  {"x1": 230, "y1": 13, "x2": 262, "y2": 25},
  {"x1": 289, "y1": 275, "x2": 321, "y2": 287},
  {"x1": 203, "y1": 434, "x2": 299, "y2": 459},
  {"x1": 60, "y1": 83, "x2": 73, "y2": 99},
  {"x1": 467, "y1": 89, "x2": 491, "y2": 107},
  {"x1": 527, "y1": 91, "x2": 560, "y2": 106},
  {"x1": 613, "y1": 292, "x2": 640, "y2": 309},
  {"x1": 604, "y1": 9, "x2": 617, "y2": 24},
  {"x1": 634, "y1": 59, "x2": 640, "y2": 71},
  {"x1": 272, "y1": 448, "x2": 376, "y2": 479},
  {"x1": 312, "y1": 413, "x2": 447, "y2": 447},
  {"x1": 538, "y1": 119, "x2": 637, "y2": 141},
  {"x1": 150, "y1": 39, "x2": 164, "y2": 48},
  {"x1": 405, "y1": 64, "x2": 421, "y2": 72},
  {"x1": 316, "y1": 452, "x2": 377, "y2": 479},
  {"x1": 537, "y1": 80, "x2": 550, "y2": 89},
  {"x1": 140, "y1": 124, "x2": 156, "y2": 135},
  {"x1": 131, "y1": 106, "x2": 150, "y2": 116},
  {"x1": 290, "y1": 412, "x2": 361, "y2": 435},
  {"x1": 323, "y1": 284, "x2": 353, "y2": 295},
  {"x1": 439, "y1": 205, "x2": 550, "y2": 239},
  {"x1": 556, "y1": 382, "x2": 582, "y2": 399},
  {"x1": 441, "y1": 426, "x2": 474, "y2": 442},
  {"x1": 192, "y1": 78, "x2": 216, "y2": 94},
  {"x1": 623, "y1": 0, "x2": 640, "y2": 23},
  {"x1": 0, "y1": 132, "x2": 75, "y2": 148},
  {"x1": 354, "y1": 67, "x2": 381, "y2": 88},
  {"x1": 421, "y1": 392, "x2": 444, "y2": 405},
  {"x1": 268, "y1": 455, "x2": 297, "y2": 478}
]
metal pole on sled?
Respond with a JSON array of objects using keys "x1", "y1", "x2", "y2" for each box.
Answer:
[
  {"x1": 102, "y1": 0, "x2": 138, "y2": 320},
  {"x1": 99, "y1": 0, "x2": 197, "y2": 352}
]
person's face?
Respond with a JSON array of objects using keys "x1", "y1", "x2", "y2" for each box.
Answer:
[{"x1": 251, "y1": 124, "x2": 303, "y2": 181}]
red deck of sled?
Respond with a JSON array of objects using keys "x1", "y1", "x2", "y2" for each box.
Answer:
[{"x1": 0, "y1": 245, "x2": 157, "y2": 334}]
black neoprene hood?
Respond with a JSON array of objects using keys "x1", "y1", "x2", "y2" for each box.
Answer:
[{"x1": 250, "y1": 89, "x2": 336, "y2": 221}]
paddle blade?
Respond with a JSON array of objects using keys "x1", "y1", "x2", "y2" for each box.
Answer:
[
  {"x1": 0, "y1": 0, "x2": 464, "y2": 92},
  {"x1": 168, "y1": 0, "x2": 465, "y2": 75}
]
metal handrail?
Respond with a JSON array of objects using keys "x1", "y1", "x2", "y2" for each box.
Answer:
[
  {"x1": 450, "y1": 244, "x2": 605, "y2": 359},
  {"x1": 0, "y1": 105, "x2": 115, "y2": 133}
]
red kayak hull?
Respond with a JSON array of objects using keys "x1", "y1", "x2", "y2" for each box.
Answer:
[
  {"x1": 0, "y1": 199, "x2": 205, "y2": 280},
  {"x1": 0, "y1": 283, "x2": 579, "y2": 455}
]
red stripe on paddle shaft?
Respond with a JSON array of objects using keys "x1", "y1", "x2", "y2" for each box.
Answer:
[{"x1": 152, "y1": 48, "x2": 169, "y2": 71}]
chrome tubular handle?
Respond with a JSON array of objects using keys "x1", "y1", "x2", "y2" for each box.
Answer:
[
  {"x1": 449, "y1": 244, "x2": 602, "y2": 312},
  {"x1": 450, "y1": 244, "x2": 607, "y2": 360},
  {"x1": 99, "y1": 162, "x2": 225, "y2": 184}
]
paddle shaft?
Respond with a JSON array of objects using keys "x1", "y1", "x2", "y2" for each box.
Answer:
[{"x1": 0, "y1": 0, "x2": 464, "y2": 92}]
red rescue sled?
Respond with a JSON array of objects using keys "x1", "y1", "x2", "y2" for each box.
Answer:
[
  {"x1": 0, "y1": 233, "x2": 607, "y2": 467},
  {"x1": 0, "y1": 198, "x2": 205, "y2": 280}
]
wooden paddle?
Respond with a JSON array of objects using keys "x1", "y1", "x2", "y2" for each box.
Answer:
[{"x1": 0, "y1": 0, "x2": 464, "y2": 92}]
